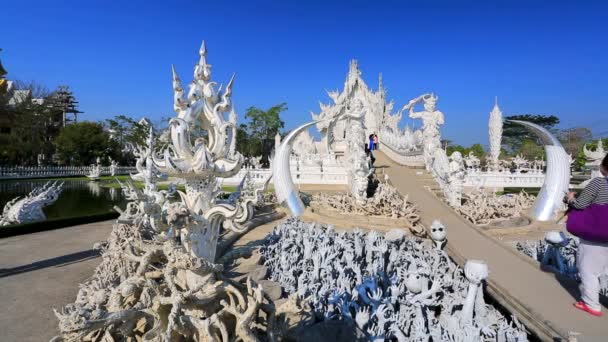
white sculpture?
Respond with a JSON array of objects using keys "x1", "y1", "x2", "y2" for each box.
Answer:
[
  {"x1": 291, "y1": 128, "x2": 317, "y2": 158},
  {"x1": 408, "y1": 93, "x2": 445, "y2": 171},
  {"x1": 87, "y1": 157, "x2": 102, "y2": 180},
  {"x1": 0, "y1": 181, "x2": 63, "y2": 226},
  {"x1": 262, "y1": 219, "x2": 528, "y2": 341},
  {"x1": 583, "y1": 139, "x2": 606, "y2": 181},
  {"x1": 273, "y1": 120, "x2": 321, "y2": 216},
  {"x1": 109, "y1": 159, "x2": 118, "y2": 176},
  {"x1": 464, "y1": 151, "x2": 481, "y2": 170},
  {"x1": 462, "y1": 260, "x2": 489, "y2": 323},
  {"x1": 344, "y1": 99, "x2": 371, "y2": 202},
  {"x1": 311, "y1": 60, "x2": 391, "y2": 157},
  {"x1": 508, "y1": 120, "x2": 570, "y2": 221},
  {"x1": 429, "y1": 219, "x2": 447, "y2": 250},
  {"x1": 249, "y1": 155, "x2": 263, "y2": 169},
  {"x1": 53, "y1": 41, "x2": 281, "y2": 342},
  {"x1": 488, "y1": 98, "x2": 503, "y2": 170},
  {"x1": 456, "y1": 188, "x2": 535, "y2": 225},
  {"x1": 151, "y1": 41, "x2": 264, "y2": 261},
  {"x1": 311, "y1": 181, "x2": 422, "y2": 231}
]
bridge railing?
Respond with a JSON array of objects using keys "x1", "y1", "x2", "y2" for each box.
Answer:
[{"x1": 0, "y1": 166, "x2": 138, "y2": 180}]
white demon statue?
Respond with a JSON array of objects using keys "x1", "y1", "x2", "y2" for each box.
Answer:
[{"x1": 407, "y1": 93, "x2": 445, "y2": 170}]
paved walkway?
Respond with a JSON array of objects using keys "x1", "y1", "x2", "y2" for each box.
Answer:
[
  {"x1": 0, "y1": 221, "x2": 113, "y2": 342},
  {"x1": 375, "y1": 151, "x2": 608, "y2": 341}
]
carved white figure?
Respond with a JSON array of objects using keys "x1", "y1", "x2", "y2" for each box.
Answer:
[
  {"x1": 0, "y1": 181, "x2": 63, "y2": 226},
  {"x1": 344, "y1": 98, "x2": 371, "y2": 202},
  {"x1": 488, "y1": 97, "x2": 503, "y2": 170},
  {"x1": 464, "y1": 151, "x2": 481, "y2": 170},
  {"x1": 462, "y1": 260, "x2": 489, "y2": 323},
  {"x1": 511, "y1": 154, "x2": 529, "y2": 171},
  {"x1": 429, "y1": 219, "x2": 447, "y2": 250},
  {"x1": 109, "y1": 159, "x2": 118, "y2": 176},
  {"x1": 408, "y1": 93, "x2": 445, "y2": 170},
  {"x1": 87, "y1": 157, "x2": 102, "y2": 180},
  {"x1": 583, "y1": 139, "x2": 606, "y2": 181}
]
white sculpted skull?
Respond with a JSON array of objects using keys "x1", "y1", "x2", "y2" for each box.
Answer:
[
  {"x1": 429, "y1": 219, "x2": 446, "y2": 242},
  {"x1": 405, "y1": 273, "x2": 424, "y2": 294}
]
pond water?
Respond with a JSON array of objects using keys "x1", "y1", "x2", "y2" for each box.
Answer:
[{"x1": 0, "y1": 179, "x2": 127, "y2": 221}]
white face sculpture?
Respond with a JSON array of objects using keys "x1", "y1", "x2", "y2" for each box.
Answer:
[
  {"x1": 405, "y1": 273, "x2": 424, "y2": 294},
  {"x1": 430, "y1": 219, "x2": 446, "y2": 242}
]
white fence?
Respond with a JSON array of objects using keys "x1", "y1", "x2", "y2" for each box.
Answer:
[
  {"x1": 0, "y1": 166, "x2": 138, "y2": 180},
  {"x1": 463, "y1": 169, "x2": 545, "y2": 188},
  {"x1": 378, "y1": 143, "x2": 425, "y2": 167},
  {"x1": 222, "y1": 165, "x2": 348, "y2": 186}
]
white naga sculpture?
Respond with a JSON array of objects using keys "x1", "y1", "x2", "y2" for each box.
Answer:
[
  {"x1": 488, "y1": 98, "x2": 503, "y2": 170},
  {"x1": 87, "y1": 157, "x2": 102, "y2": 180},
  {"x1": 408, "y1": 93, "x2": 444, "y2": 170},
  {"x1": 0, "y1": 181, "x2": 63, "y2": 226},
  {"x1": 53, "y1": 41, "x2": 279, "y2": 342}
]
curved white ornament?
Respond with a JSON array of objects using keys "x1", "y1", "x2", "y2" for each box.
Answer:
[
  {"x1": 508, "y1": 120, "x2": 570, "y2": 221},
  {"x1": 272, "y1": 121, "x2": 323, "y2": 216}
]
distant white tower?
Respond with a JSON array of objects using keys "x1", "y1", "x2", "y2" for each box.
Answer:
[{"x1": 488, "y1": 97, "x2": 503, "y2": 170}]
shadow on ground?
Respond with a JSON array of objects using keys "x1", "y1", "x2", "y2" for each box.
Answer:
[{"x1": 0, "y1": 249, "x2": 100, "y2": 278}]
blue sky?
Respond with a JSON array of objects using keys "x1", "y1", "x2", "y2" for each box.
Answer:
[{"x1": 2, "y1": 0, "x2": 607, "y2": 146}]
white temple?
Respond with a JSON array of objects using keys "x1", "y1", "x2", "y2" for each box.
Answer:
[{"x1": 311, "y1": 60, "x2": 393, "y2": 158}]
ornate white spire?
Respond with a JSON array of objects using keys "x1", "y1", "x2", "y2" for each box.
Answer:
[{"x1": 488, "y1": 97, "x2": 503, "y2": 169}]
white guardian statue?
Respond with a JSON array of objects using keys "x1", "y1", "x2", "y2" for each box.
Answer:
[{"x1": 408, "y1": 93, "x2": 445, "y2": 170}]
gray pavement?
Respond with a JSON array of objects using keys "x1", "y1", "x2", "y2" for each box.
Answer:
[{"x1": 0, "y1": 221, "x2": 113, "y2": 342}]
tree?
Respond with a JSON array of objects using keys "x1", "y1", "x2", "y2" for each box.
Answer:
[
  {"x1": 55, "y1": 121, "x2": 118, "y2": 165},
  {"x1": 106, "y1": 115, "x2": 148, "y2": 149},
  {"x1": 503, "y1": 114, "x2": 560, "y2": 154},
  {"x1": 446, "y1": 143, "x2": 487, "y2": 163},
  {"x1": 517, "y1": 138, "x2": 545, "y2": 160},
  {"x1": 557, "y1": 127, "x2": 593, "y2": 170},
  {"x1": 0, "y1": 80, "x2": 59, "y2": 165},
  {"x1": 240, "y1": 103, "x2": 286, "y2": 166}
]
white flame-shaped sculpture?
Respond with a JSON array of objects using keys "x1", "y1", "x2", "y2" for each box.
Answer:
[
  {"x1": 489, "y1": 97, "x2": 503, "y2": 170},
  {"x1": 152, "y1": 41, "x2": 253, "y2": 262},
  {"x1": 0, "y1": 181, "x2": 63, "y2": 226}
]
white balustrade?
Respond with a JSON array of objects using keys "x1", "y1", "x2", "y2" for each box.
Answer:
[{"x1": 0, "y1": 165, "x2": 137, "y2": 180}]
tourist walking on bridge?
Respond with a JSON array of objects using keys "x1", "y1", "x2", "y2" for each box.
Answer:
[{"x1": 567, "y1": 153, "x2": 608, "y2": 317}]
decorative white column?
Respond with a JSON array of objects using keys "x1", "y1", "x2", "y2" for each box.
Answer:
[{"x1": 488, "y1": 97, "x2": 503, "y2": 170}]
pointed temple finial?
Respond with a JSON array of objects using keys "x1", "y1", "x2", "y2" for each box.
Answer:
[{"x1": 199, "y1": 40, "x2": 207, "y2": 56}]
